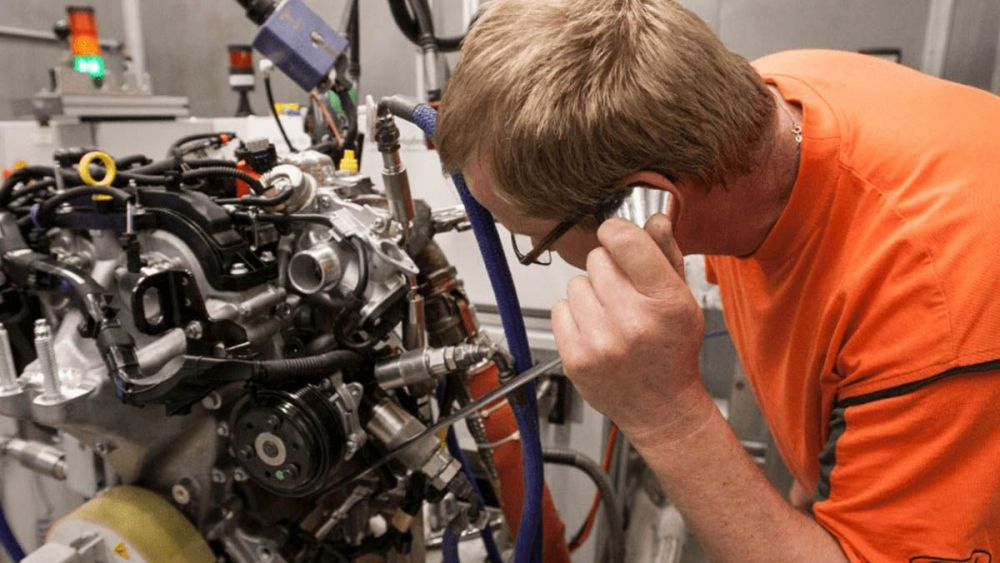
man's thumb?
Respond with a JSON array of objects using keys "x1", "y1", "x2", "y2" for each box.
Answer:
[{"x1": 644, "y1": 213, "x2": 685, "y2": 280}]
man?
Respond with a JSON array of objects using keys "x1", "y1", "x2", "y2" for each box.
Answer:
[{"x1": 436, "y1": 0, "x2": 1000, "y2": 561}]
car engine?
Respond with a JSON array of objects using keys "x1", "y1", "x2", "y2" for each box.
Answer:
[{"x1": 0, "y1": 119, "x2": 518, "y2": 561}]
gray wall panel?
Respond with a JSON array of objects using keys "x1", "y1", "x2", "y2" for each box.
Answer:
[
  {"x1": 680, "y1": 0, "x2": 723, "y2": 32},
  {"x1": 718, "y1": 0, "x2": 932, "y2": 68},
  {"x1": 942, "y1": 0, "x2": 1000, "y2": 90}
]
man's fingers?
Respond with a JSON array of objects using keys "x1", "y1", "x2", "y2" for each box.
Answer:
[
  {"x1": 645, "y1": 213, "x2": 685, "y2": 280},
  {"x1": 586, "y1": 247, "x2": 633, "y2": 305},
  {"x1": 551, "y1": 299, "x2": 581, "y2": 352},
  {"x1": 566, "y1": 275, "x2": 605, "y2": 334},
  {"x1": 597, "y1": 218, "x2": 684, "y2": 296}
]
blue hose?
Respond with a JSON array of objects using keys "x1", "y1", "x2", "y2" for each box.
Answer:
[
  {"x1": 0, "y1": 503, "x2": 25, "y2": 562},
  {"x1": 436, "y1": 383, "x2": 504, "y2": 563},
  {"x1": 442, "y1": 526, "x2": 460, "y2": 563},
  {"x1": 409, "y1": 103, "x2": 544, "y2": 563}
]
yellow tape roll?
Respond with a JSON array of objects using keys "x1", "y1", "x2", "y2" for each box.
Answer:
[
  {"x1": 78, "y1": 151, "x2": 117, "y2": 187},
  {"x1": 47, "y1": 486, "x2": 214, "y2": 563}
]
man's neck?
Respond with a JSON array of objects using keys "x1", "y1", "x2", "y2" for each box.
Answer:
[{"x1": 726, "y1": 86, "x2": 802, "y2": 257}]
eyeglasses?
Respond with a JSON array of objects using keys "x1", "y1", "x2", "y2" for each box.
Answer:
[
  {"x1": 510, "y1": 189, "x2": 633, "y2": 266},
  {"x1": 510, "y1": 185, "x2": 675, "y2": 266}
]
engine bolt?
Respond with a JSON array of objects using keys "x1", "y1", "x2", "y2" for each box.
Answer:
[
  {"x1": 318, "y1": 195, "x2": 332, "y2": 209},
  {"x1": 233, "y1": 467, "x2": 249, "y2": 482},
  {"x1": 171, "y1": 483, "x2": 191, "y2": 505},
  {"x1": 240, "y1": 445, "x2": 256, "y2": 460},
  {"x1": 261, "y1": 441, "x2": 279, "y2": 458},
  {"x1": 201, "y1": 392, "x2": 223, "y2": 411},
  {"x1": 260, "y1": 250, "x2": 276, "y2": 263},
  {"x1": 265, "y1": 415, "x2": 281, "y2": 429},
  {"x1": 33, "y1": 320, "x2": 61, "y2": 400},
  {"x1": 211, "y1": 468, "x2": 227, "y2": 484},
  {"x1": 184, "y1": 321, "x2": 204, "y2": 340},
  {"x1": 94, "y1": 441, "x2": 112, "y2": 456},
  {"x1": 0, "y1": 326, "x2": 19, "y2": 392},
  {"x1": 230, "y1": 263, "x2": 249, "y2": 276},
  {"x1": 216, "y1": 422, "x2": 230, "y2": 437},
  {"x1": 371, "y1": 217, "x2": 387, "y2": 232}
]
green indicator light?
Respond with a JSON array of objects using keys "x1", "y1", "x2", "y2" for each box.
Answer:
[
  {"x1": 274, "y1": 470, "x2": 285, "y2": 481},
  {"x1": 73, "y1": 55, "x2": 105, "y2": 78}
]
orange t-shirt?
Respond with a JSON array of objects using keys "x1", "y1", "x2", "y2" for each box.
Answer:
[{"x1": 706, "y1": 50, "x2": 1000, "y2": 561}]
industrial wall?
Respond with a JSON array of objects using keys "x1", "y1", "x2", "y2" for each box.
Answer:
[
  {"x1": 0, "y1": 0, "x2": 467, "y2": 120},
  {"x1": 1, "y1": 1, "x2": 999, "y2": 121}
]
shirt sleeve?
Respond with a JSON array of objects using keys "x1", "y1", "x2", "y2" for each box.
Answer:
[
  {"x1": 704, "y1": 255, "x2": 718, "y2": 285},
  {"x1": 811, "y1": 366, "x2": 1000, "y2": 562}
]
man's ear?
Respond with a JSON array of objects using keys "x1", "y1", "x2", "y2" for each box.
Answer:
[{"x1": 617, "y1": 170, "x2": 683, "y2": 223}]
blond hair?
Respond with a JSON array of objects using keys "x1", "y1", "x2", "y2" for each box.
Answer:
[{"x1": 436, "y1": 0, "x2": 774, "y2": 220}]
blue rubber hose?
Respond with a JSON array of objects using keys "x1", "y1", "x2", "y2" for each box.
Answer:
[
  {"x1": 0, "y1": 503, "x2": 26, "y2": 562},
  {"x1": 442, "y1": 526, "x2": 461, "y2": 563},
  {"x1": 408, "y1": 102, "x2": 544, "y2": 563},
  {"x1": 445, "y1": 429, "x2": 504, "y2": 563},
  {"x1": 435, "y1": 383, "x2": 504, "y2": 563}
]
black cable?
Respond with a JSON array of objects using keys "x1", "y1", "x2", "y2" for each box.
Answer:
[
  {"x1": 128, "y1": 159, "x2": 176, "y2": 175},
  {"x1": 407, "y1": 0, "x2": 436, "y2": 44},
  {"x1": 348, "y1": 0, "x2": 360, "y2": 83},
  {"x1": 0, "y1": 165, "x2": 56, "y2": 206},
  {"x1": 230, "y1": 211, "x2": 334, "y2": 228},
  {"x1": 35, "y1": 185, "x2": 131, "y2": 228},
  {"x1": 542, "y1": 447, "x2": 625, "y2": 563},
  {"x1": 130, "y1": 158, "x2": 237, "y2": 176},
  {"x1": 265, "y1": 75, "x2": 298, "y2": 153},
  {"x1": 8, "y1": 179, "x2": 57, "y2": 205},
  {"x1": 114, "y1": 170, "x2": 170, "y2": 185},
  {"x1": 387, "y1": 0, "x2": 420, "y2": 44},
  {"x1": 185, "y1": 158, "x2": 238, "y2": 169},
  {"x1": 249, "y1": 349, "x2": 363, "y2": 383},
  {"x1": 168, "y1": 132, "x2": 235, "y2": 162},
  {"x1": 20, "y1": 164, "x2": 167, "y2": 188},
  {"x1": 386, "y1": 0, "x2": 465, "y2": 52},
  {"x1": 235, "y1": 0, "x2": 277, "y2": 25},
  {"x1": 335, "y1": 87, "x2": 359, "y2": 151},
  {"x1": 214, "y1": 188, "x2": 292, "y2": 207},
  {"x1": 115, "y1": 154, "x2": 152, "y2": 169},
  {"x1": 180, "y1": 166, "x2": 264, "y2": 194}
]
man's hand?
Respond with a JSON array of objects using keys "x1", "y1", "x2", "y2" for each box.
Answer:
[
  {"x1": 551, "y1": 215, "x2": 848, "y2": 562},
  {"x1": 551, "y1": 214, "x2": 707, "y2": 445}
]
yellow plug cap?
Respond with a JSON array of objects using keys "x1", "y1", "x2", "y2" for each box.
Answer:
[{"x1": 339, "y1": 149, "x2": 358, "y2": 173}]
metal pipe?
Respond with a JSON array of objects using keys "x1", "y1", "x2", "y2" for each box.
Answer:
[
  {"x1": 375, "y1": 113, "x2": 416, "y2": 242},
  {"x1": 288, "y1": 244, "x2": 343, "y2": 295},
  {"x1": 136, "y1": 329, "x2": 187, "y2": 374},
  {"x1": 403, "y1": 278, "x2": 426, "y2": 351},
  {"x1": 120, "y1": 0, "x2": 147, "y2": 84},
  {"x1": 0, "y1": 24, "x2": 122, "y2": 51},
  {"x1": 380, "y1": 150, "x2": 416, "y2": 241},
  {"x1": 0, "y1": 326, "x2": 18, "y2": 393},
  {"x1": 374, "y1": 344, "x2": 493, "y2": 391},
  {"x1": 0, "y1": 436, "x2": 67, "y2": 481}
]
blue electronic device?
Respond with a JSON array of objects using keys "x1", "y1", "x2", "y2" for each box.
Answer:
[{"x1": 252, "y1": 0, "x2": 349, "y2": 91}]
